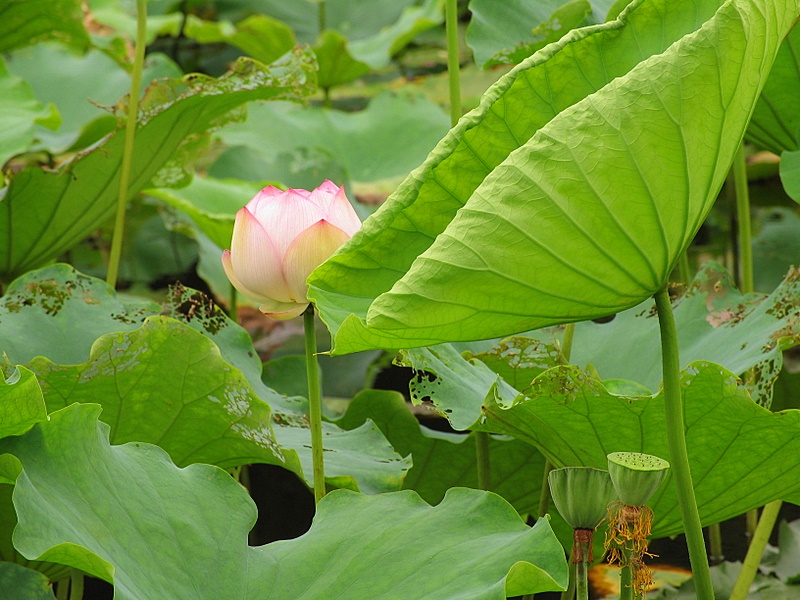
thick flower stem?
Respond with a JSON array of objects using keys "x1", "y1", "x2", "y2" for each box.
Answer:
[
  {"x1": 106, "y1": 0, "x2": 147, "y2": 289},
  {"x1": 654, "y1": 287, "x2": 714, "y2": 599},
  {"x1": 304, "y1": 305, "x2": 326, "y2": 503}
]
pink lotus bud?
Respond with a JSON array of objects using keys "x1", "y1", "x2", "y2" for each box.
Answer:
[{"x1": 222, "y1": 181, "x2": 361, "y2": 320}]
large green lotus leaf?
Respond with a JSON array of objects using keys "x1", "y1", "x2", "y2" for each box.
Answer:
[
  {"x1": 747, "y1": 24, "x2": 800, "y2": 154},
  {"x1": 400, "y1": 344, "x2": 519, "y2": 431},
  {"x1": 752, "y1": 208, "x2": 800, "y2": 292},
  {"x1": 567, "y1": 262, "x2": 800, "y2": 405},
  {"x1": 6, "y1": 44, "x2": 181, "y2": 152},
  {"x1": 255, "y1": 0, "x2": 416, "y2": 42},
  {"x1": 335, "y1": 390, "x2": 597, "y2": 564},
  {"x1": 86, "y1": 0, "x2": 184, "y2": 43},
  {"x1": 0, "y1": 0, "x2": 89, "y2": 53},
  {"x1": 313, "y1": 30, "x2": 371, "y2": 89},
  {"x1": 399, "y1": 342, "x2": 563, "y2": 431},
  {"x1": 184, "y1": 3, "x2": 435, "y2": 85},
  {"x1": 0, "y1": 264, "x2": 269, "y2": 401},
  {"x1": 0, "y1": 372, "x2": 64, "y2": 581},
  {"x1": 0, "y1": 50, "x2": 316, "y2": 283},
  {"x1": 463, "y1": 336, "x2": 566, "y2": 392},
  {"x1": 0, "y1": 264, "x2": 160, "y2": 366},
  {"x1": 0, "y1": 483, "x2": 70, "y2": 582},
  {"x1": 344, "y1": 0, "x2": 442, "y2": 69},
  {"x1": 209, "y1": 144, "x2": 349, "y2": 192},
  {"x1": 22, "y1": 317, "x2": 407, "y2": 493},
  {"x1": 397, "y1": 347, "x2": 800, "y2": 535},
  {"x1": 0, "y1": 367, "x2": 47, "y2": 441},
  {"x1": 0, "y1": 562, "x2": 55, "y2": 600},
  {"x1": 3, "y1": 403, "x2": 568, "y2": 598},
  {"x1": 773, "y1": 518, "x2": 800, "y2": 582},
  {"x1": 434, "y1": 262, "x2": 800, "y2": 408},
  {"x1": 251, "y1": 490, "x2": 566, "y2": 600},
  {"x1": 478, "y1": 362, "x2": 800, "y2": 538},
  {"x1": 0, "y1": 58, "x2": 60, "y2": 166},
  {"x1": 309, "y1": 0, "x2": 798, "y2": 355},
  {"x1": 215, "y1": 92, "x2": 449, "y2": 184},
  {"x1": 256, "y1": 0, "x2": 442, "y2": 68},
  {"x1": 466, "y1": 0, "x2": 594, "y2": 68},
  {"x1": 182, "y1": 13, "x2": 295, "y2": 66},
  {"x1": 336, "y1": 389, "x2": 545, "y2": 517},
  {"x1": 25, "y1": 317, "x2": 293, "y2": 469},
  {"x1": 0, "y1": 265, "x2": 281, "y2": 416}
]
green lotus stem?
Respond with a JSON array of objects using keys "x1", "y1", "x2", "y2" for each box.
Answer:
[
  {"x1": 746, "y1": 508, "x2": 759, "y2": 539},
  {"x1": 304, "y1": 305, "x2": 326, "y2": 503},
  {"x1": 106, "y1": 0, "x2": 147, "y2": 289},
  {"x1": 229, "y1": 285, "x2": 238, "y2": 322},
  {"x1": 654, "y1": 287, "x2": 714, "y2": 599},
  {"x1": 475, "y1": 431, "x2": 492, "y2": 490},
  {"x1": 708, "y1": 521, "x2": 723, "y2": 563},
  {"x1": 445, "y1": 0, "x2": 488, "y2": 496},
  {"x1": 318, "y1": 0, "x2": 327, "y2": 34},
  {"x1": 733, "y1": 143, "x2": 753, "y2": 294},
  {"x1": 538, "y1": 459, "x2": 553, "y2": 517},
  {"x1": 69, "y1": 570, "x2": 84, "y2": 600},
  {"x1": 559, "y1": 556, "x2": 577, "y2": 600},
  {"x1": 538, "y1": 323, "x2": 576, "y2": 516},
  {"x1": 678, "y1": 251, "x2": 691, "y2": 284},
  {"x1": 561, "y1": 323, "x2": 575, "y2": 362},
  {"x1": 445, "y1": 0, "x2": 461, "y2": 127},
  {"x1": 729, "y1": 499, "x2": 782, "y2": 600},
  {"x1": 733, "y1": 143, "x2": 764, "y2": 541},
  {"x1": 56, "y1": 579, "x2": 68, "y2": 600}
]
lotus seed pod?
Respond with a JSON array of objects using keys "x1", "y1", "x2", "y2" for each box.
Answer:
[
  {"x1": 607, "y1": 452, "x2": 669, "y2": 506},
  {"x1": 548, "y1": 467, "x2": 617, "y2": 529}
]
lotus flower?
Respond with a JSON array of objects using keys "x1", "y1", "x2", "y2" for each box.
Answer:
[{"x1": 222, "y1": 181, "x2": 361, "y2": 320}]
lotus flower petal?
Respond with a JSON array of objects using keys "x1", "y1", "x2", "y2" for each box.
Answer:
[
  {"x1": 313, "y1": 183, "x2": 362, "y2": 236},
  {"x1": 258, "y1": 298, "x2": 309, "y2": 320},
  {"x1": 250, "y1": 191, "x2": 327, "y2": 256},
  {"x1": 227, "y1": 207, "x2": 292, "y2": 303},
  {"x1": 221, "y1": 250, "x2": 270, "y2": 304},
  {"x1": 283, "y1": 220, "x2": 352, "y2": 302}
]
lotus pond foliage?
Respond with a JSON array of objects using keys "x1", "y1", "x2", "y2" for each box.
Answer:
[{"x1": 1, "y1": 0, "x2": 800, "y2": 599}]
